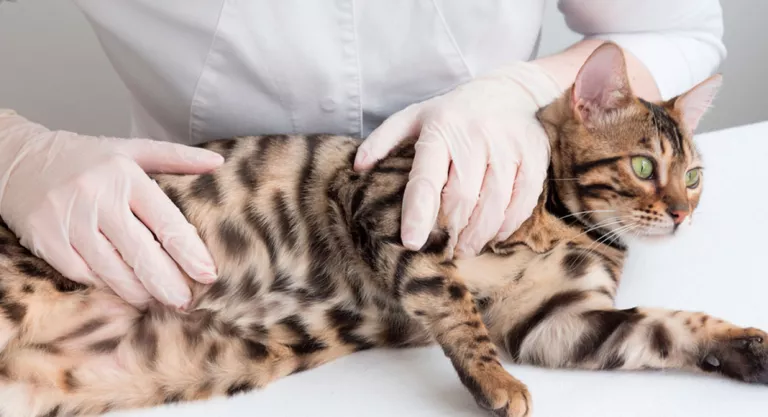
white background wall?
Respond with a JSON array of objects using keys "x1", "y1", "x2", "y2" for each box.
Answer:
[{"x1": 0, "y1": 0, "x2": 766, "y2": 137}]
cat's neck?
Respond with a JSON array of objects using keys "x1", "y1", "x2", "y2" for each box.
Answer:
[
  {"x1": 459, "y1": 176, "x2": 629, "y2": 300},
  {"x1": 543, "y1": 169, "x2": 627, "y2": 252}
]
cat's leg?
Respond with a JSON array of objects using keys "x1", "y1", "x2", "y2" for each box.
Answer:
[
  {"x1": 498, "y1": 291, "x2": 768, "y2": 384},
  {"x1": 341, "y1": 171, "x2": 531, "y2": 416},
  {"x1": 391, "y1": 250, "x2": 532, "y2": 417}
]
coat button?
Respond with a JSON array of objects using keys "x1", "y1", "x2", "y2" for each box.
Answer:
[{"x1": 320, "y1": 97, "x2": 337, "y2": 112}]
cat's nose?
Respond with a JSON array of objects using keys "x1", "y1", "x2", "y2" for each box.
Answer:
[{"x1": 668, "y1": 208, "x2": 689, "y2": 225}]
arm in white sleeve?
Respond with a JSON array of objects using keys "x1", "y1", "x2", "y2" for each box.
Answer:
[{"x1": 558, "y1": 0, "x2": 726, "y2": 99}]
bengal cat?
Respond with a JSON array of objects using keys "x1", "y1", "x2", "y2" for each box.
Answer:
[{"x1": 0, "y1": 42, "x2": 764, "y2": 417}]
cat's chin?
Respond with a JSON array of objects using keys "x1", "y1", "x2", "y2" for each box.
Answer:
[
  {"x1": 621, "y1": 232, "x2": 673, "y2": 246},
  {"x1": 639, "y1": 233, "x2": 673, "y2": 242}
]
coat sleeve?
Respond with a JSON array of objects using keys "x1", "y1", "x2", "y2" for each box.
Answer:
[{"x1": 558, "y1": 0, "x2": 726, "y2": 99}]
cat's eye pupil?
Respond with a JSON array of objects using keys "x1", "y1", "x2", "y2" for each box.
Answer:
[{"x1": 631, "y1": 156, "x2": 654, "y2": 180}]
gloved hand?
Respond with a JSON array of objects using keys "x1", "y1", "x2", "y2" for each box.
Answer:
[
  {"x1": 355, "y1": 62, "x2": 562, "y2": 257},
  {"x1": 0, "y1": 110, "x2": 223, "y2": 309}
]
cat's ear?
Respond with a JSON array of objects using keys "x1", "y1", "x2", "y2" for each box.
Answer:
[
  {"x1": 669, "y1": 74, "x2": 723, "y2": 132},
  {"x1": 571, "y1": 42, "x2": 632, "y2": 125}
]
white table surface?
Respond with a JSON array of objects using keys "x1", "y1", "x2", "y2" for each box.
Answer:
[{"x1": 113, "y1": 121, "x2": 768, "y2": 417}]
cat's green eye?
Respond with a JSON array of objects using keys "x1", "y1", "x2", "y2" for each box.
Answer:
[
  {"x1": 631, "y1": 156, "x2": 654, "y2": 179},
  {"x1": 685, "y1": 168, "x2": 701, "y2": 188}
]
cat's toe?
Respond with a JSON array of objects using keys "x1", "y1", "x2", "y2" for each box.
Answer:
[
  {"x1": 700, "y1": 328, "x2": 768, "y2": 384},
  {"x1": 489, "y1": 386, "x2": 530, "y2": 417},
  {"x1": 463, "y1": 365, "x2": 531, "y2": 417}
]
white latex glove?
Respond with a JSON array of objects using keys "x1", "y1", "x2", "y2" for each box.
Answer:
[
  {"x1": 355, "y1": 62, "x2": 562, "y2": 257},
  {"x1": 0, "y1": 110, "x2": 223, "y2": 309}
]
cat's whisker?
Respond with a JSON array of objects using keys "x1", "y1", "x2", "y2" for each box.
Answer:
[
  {"x1": 626, "y1": 223, "x2": 647, "y2": 238},
  {"x1": 585, "y1": 215, "x2": 634, "y2": 228},
  {"x1": 559, "y1": 215, "x2": 637, "y2": 272},
  {"x1": 565, "y1": 221, "x2": 633, "y2": 268},
  {"x1": 569, "y1": 217, "x2": 633, "y2": 241},
  {"x1": 604, "y1": 224, "x2": 639, "y2": 248},
  {"x1": 571, "y1": 223, "x2": 636, "y2": 267},
  {"x1": 569, "y1": 221, "x2": 625, "y2": 242},
  {"x1": 566, "y1": 210, "x2": 636, "y2": 227},
  {"x1": 556, "y1": 210, "x2": 616, "y2": 221},
  {"x1": 591, "y1": 222, "x2": 637, "y2": 248}
]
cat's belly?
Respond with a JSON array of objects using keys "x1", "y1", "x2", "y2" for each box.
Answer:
[{"x1": 190, "y1": 267, "x2": 433, "y2": 350}]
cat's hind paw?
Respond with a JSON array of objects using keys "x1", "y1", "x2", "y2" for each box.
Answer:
[{"x1": 700, "y1": 327, "x2": 768, "y2": 384}]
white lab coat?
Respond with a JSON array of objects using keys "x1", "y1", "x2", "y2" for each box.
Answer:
[{"x1": 74, "y1": 0, "x2": 726, "y2": 145}]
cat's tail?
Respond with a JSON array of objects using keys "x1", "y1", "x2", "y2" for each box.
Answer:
[{"x1": 0, "y1": 289, "x2": 344, "y2": 417}]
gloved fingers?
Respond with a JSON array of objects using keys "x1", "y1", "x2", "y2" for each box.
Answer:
[
  {"x1": 495, "y1": 125, "x2": 549, "y2": 241},
  {"x1": 455, "y1": 162, "x2": 516, "y2": 258},
  {"x1": 130, "y1": 172, "x2": 217, "y2": 284},
  {"x1": 354, "y1": 103, "x2": 423, "y2": 171},
  {"x1": 124, "y1": 138, "x2": 224, "y2": 174},
  {"x1": 495, "y1": 160, "x2": 547, "y2": 241},
  {"x1": 98, "y1": 205, "x2": 192, "y2": 309},
  {"x1": 19, "y1": 216, "x2": 100, "y2": 287},
  {"x1": 400, "y1": 131, "x2": 451, "y2": 250},
  {"x1": 71, "y1": 228, "x2": 152, "y2": 308},
  {"x1": 440, "y1": 153, "x2": 486, "y2": 256}
]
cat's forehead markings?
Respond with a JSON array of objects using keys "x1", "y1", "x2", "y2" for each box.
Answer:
[
  {"x1": 639, "y1": 98, "x2": 684, "y2": 157},
  {"x1": 636, "y1": 136, "x2": 656, "y2": 153}
]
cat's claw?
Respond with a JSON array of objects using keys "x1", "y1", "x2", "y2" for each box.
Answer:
[{"x1": 700, "y1": 328, "x2": 768, "y2": 384}]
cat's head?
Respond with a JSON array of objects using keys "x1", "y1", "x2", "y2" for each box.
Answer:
[{"x1": 538, "y1": 42, "x2": 722, "y2": 239}]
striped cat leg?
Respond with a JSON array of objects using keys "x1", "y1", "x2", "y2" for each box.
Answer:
[
  {"x1": 396, "y1": 251, "x2": 532, "y2": 417},
  {"x1": 502, "y1": 292, "x2": 768, "y2": 383}
]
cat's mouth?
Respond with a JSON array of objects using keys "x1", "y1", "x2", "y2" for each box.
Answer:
[
  {"x1": 586, "y1": 211, "x2": 679, "y2": 244},
  {"x1": 610, "y1": 210, "x2": 680, "y2": 239}
]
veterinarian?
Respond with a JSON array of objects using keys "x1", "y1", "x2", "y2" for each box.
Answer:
[{"x1": 0, "y1": 1, "x2": 725, "y2": 309}]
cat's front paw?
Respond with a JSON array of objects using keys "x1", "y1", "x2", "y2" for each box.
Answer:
[
  {"x1": 700, "y1": 327, "x2": 768, "y2": 384},
  {"x1": 461, "y1": 365, "x2": 531, "y2": 417}
]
